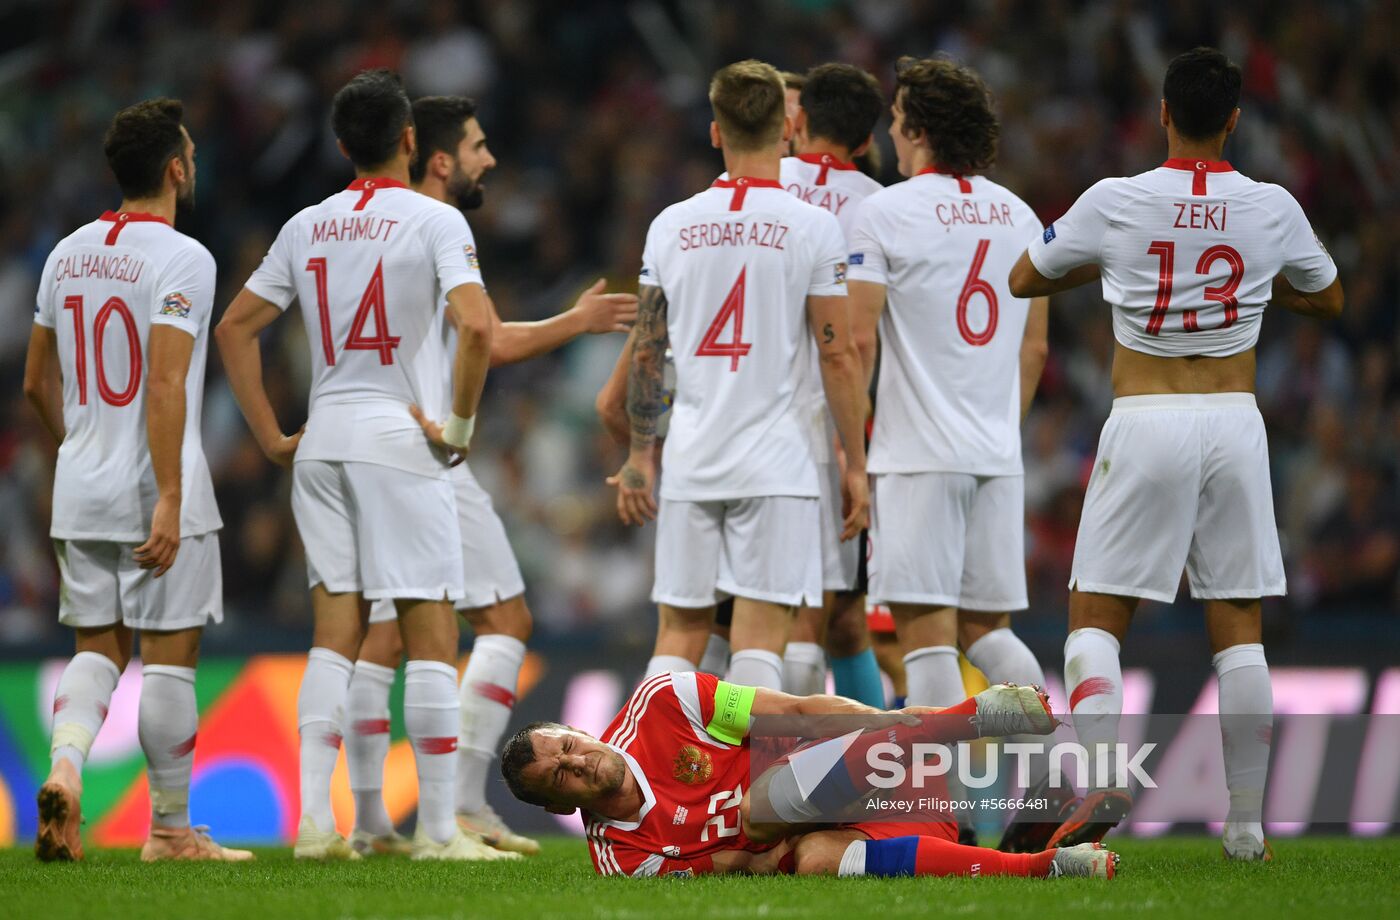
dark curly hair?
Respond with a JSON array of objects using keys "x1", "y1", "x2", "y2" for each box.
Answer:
[
  {"x1": 102, "y1": 98, "x2": 186, "y2": 199},
  {"x1": 500, "y1": 721, "x2": 565, "y2": 807},
  {"x1": 894, "y1": 56, "x2": 999, "y2": 174}
]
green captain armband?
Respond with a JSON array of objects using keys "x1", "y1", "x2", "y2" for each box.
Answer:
[{"x1": 706, "y1": 681, "x2": 755, "y2": 745}]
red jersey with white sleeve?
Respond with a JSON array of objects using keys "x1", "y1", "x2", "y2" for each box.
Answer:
[
  {"x1": 847, "y1": 169, "x2": 1042, "y2": 475},
  {"x1": 1026, "y1": 159, "x2": 1337, "y2": 357},
  {"x1": 34, "y1": 212, "x2": 221, "y2": 542},
  {"x1": 244, "y1": 178, "x2": 483, "y2": 479},
  {"x1": 639, "y1": 178, "x2": 848, "y2": 500},
  {"x1": 585, "y1": 671, "x2": 771, "y2": 877}
]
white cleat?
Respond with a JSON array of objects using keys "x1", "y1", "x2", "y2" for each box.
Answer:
[
  {"x1": 1050, "y1": 842, "x2": 1120, "y2": 879},
  {"x1": 294, "y1": 816, "x2": 361, "y2": 860},
  {"x1": 349, "y1": 827, "x2": 413, "y2": 857},
  {"x1": 456, "y1": 804, "x2": 540, "y2": 856},
  {"x1": 410, "y1": 827, "x2": 513, "y2": 861},
  {"x1": 1222, "y1": 827, "x2": 1273, "y2": 862},
  {"x1": 972, "y1": 683, "x2": 1057, "y2": 737}
]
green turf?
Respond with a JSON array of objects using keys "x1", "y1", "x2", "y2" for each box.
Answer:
[{"x1": 0, "y1": 837, "x2": 1395, "y2": 919}]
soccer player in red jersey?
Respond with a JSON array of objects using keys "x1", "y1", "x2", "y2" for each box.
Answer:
[
  {"x1": 344, "y1": 95, "x2": 636, "y2": 858},
  {"x1": 500, "y1": 674, "x2": 1117, "y2": 879},
  {"x1": 1009, "y1": 47, "x2": 1343, "y2": 859},
  {"x1": 26, "y1": 99, "x2": 249, "y2": 862}
]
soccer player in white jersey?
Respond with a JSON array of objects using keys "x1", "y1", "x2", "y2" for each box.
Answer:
[
  {"x1": 846, "y1": 57, "x2": 1052, "y2": 848},
  {"x1": 610, "y1": 60, "x2": 870, "y2": 693},
  {"x1": 1009, "y1": 47, "x2": 1343, "y2": 859},
  {"x1": 216, "y1": 70, "x2": 495, "y2": 861},
  {"x1": 343, "y1": 95, "x2": 636, "y2": 858},
  {"x1": 25, "y1": 99, "x2": 249, "y2": 862},
  {"x1": 776, "y1": 63, "x2": 887, "y2": 707}
]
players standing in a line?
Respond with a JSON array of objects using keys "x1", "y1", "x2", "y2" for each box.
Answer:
[
  {"x1": 1009, "y1": 47, "x2": 1344, "y2": 859},
  {"x1": 845, "y1": 57, "x2": 1053, "y2": 845},
  {"x1": 216, "y1": 70, "x2": 495, "y2": 861},
  {"x1": 773, "y1": 63, "x2": 887, "y2": 707},
  {"x1": 610, "y1": 60, "x2": 870, "y2": 692},
  {"x1": 26, "y1": 99, "x2": 249, "y2": 862},
  {"x1": 346, "y1": 95, "x2": 637, "y2": 859}
]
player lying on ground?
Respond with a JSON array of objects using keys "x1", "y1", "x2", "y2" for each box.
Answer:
[{"x1": 500, "y1": 672, "x2": 1118, "y2": 879}]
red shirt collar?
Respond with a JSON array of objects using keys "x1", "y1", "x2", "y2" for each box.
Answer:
[
  {"x1": 711, "y1": 177, "x2": 784, "y2": 190},
  {"x1": 795, "y1": 152, "x2": 857, "y2": 170},
  {"x1": 346, "y1": 177, "x2": 409, "y2": 191},
  {"x1": 99, "y1": 210, "x2": 171, "y2": 226},
  {"x1": 1160, "y1": 158, "x2": 1234, "y2": 173},
  {"x1": 917, "y1": 165, "x2": 973, "y2": 194}
]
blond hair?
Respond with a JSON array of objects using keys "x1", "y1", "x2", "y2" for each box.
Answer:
[{"x1": 709, "y1": 60, "x2": 786, "y2": 152}]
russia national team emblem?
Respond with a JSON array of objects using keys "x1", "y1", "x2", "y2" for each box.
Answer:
[
  {"x1": 160, "y1": 292, "x2": 192, "y2": 319},
  {"x1": 673, "y1": 744, "x2": 713, "y2": 784},
  {"x1": 464, "y1": 243, "x2": 480, "y2": 269},
  {"x1": 1043, "y1": 223, "x2": 1057, "y2": 244},
  {"x1": 834, "y1": 261, "x2": 847, "y2": 284}
]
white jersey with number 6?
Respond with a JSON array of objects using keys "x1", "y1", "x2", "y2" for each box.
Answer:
[
  {"x1": 639, "y1": 177, "x2": 848, "y2": 501},
  {"x1": 244, "y1": 177, "x2": 483, "y2": 479},
  {"x1": 848, "y1": 169, "x2": 1042, "y2": 476},
  {"x1": 1027, "y1": 158, "x2": 1337, "y2": 358},
  {"x1": 34, "y1": 212, "x2": 221, "y2": 542}
]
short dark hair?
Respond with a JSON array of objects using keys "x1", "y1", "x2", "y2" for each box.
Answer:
[
  {"x1": 408, "y1": 96, "x2": 479, "y2": 183},
  {"x1": 331, "y1": 69, "x2": 413, "y2": 170},
  {"x1": 894, "y1": 56, "x2": 999, "y2": 174},
  {"x1": 500, "y1": 721, "x2": 565, "y2": 808},
  {"x1": 1163, "y1": 47, "x2": 1242, "y2": 141},
  {"x1": 102, "y1": 98, "x2": 186, "y2": 199},
  {"x1": 800, "y1": 63, "x2": 883, "y2": 153}
]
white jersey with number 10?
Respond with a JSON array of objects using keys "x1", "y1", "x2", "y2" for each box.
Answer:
[
  {"x1": 244, "y1": 177, "x2": 483, "y2": 479},
  {"x1": 1027, "y1": 158, "x2": 1337, "y2": 358},
  {"x1": 848, "y1": 169, "x2": 1042, "y2": 476},
  {"x1": 639, "y1": 177, "x2": 848, "y2": 501}
]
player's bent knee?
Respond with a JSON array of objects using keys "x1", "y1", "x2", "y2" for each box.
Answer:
[{"x1": 791, "y1": 833, "x2": 855, "y2": 875}]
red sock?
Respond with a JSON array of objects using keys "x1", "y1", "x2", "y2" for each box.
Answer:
[{"x1": 913, "y1": 836, "x2": 1055, "y2": 877}]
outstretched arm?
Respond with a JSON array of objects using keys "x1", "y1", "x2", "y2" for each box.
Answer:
[
  {"x1": 609, "y1": 284, "x2": 668, "y2": 525},
  {"x1": 490, "y1": 279, "x2": 637, "y2": 366}
]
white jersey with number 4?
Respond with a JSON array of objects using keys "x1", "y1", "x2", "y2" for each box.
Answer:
[
  {"x1": 848, "y1": 169, "x2": 1042, "y2": 475},
  {"x1": 34, "y1": 212, "x2": 221, "y2": 542},
  {"x1": 1027, "y1": 158, "x2": 1337, "y2": 358},
  {"x1": 245, "y1": 177, "x2": 483, "y2": 479},
  {"x1": 639, "y1": 177, "x2": 848, "y2": 501}
]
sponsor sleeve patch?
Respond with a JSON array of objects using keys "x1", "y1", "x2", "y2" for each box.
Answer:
[
  {"x1": 848, "y1": 252, "x2": 864, "y2": 265},
  {"x1": 160, "y1": 292, "x2": 192, "y2": 319},
  {"x1": 706, "y1": 680, "x2": 755, "y2": 745},
  {"x1": 1043, "y1": 223, "x2": 1057, "y2": 244}
]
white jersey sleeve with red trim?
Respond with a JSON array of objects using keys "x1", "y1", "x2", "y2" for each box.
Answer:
[
  {"x1": 1274, "y1": 190, "x2": 1337, "y2": 293},
  {"x1": 244, "y1": 183, "x2": 483, "y2": 478},
  {"x1": 1025, "y1": 177, "x2": 1116, "y2": 280},
  {"x1": 42, "y1": 218, "x2": 221, "y2": 542}
]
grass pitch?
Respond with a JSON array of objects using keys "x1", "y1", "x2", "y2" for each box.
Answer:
[{"x1": 1, "y1": 836, "x2": 1395, "y2": 919}]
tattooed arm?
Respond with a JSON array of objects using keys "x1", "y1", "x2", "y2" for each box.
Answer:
[{"x1": 608, "y1": 283, "x2": 669, "y2": 525}]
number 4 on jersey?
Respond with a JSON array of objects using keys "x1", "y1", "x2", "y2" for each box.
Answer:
[
  {"x1": 305, "y1": 257, "x2": 401, "y2": 366},
  {"x1": 696, "y1": 267, "x2": 752, "y2": 371}
]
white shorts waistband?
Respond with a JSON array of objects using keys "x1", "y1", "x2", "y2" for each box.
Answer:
[{"x1": 1109, "y1": 392, "x2": 1257, "y2": 414}]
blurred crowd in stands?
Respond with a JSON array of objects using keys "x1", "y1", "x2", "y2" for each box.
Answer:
[{"x1": 1, "y1": 0, "x2": 1395, "y2": 652}]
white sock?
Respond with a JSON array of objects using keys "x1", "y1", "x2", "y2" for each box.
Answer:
[
  {"x1": 49, "y1": 650, "x2": 121, "y2": 773},
  {"x1": 139, "y1": 665, "x2": 197, "y2": 829},
  {"x1": 966, "y1": 628, "x2": 1051, "y2": 785},
  {"x1": 838, "y1": 839, "x2": 868, "y2": 877},
  {"x1": 404, "y1": 660, "x2": 460, "y2": 844},
  {"x1": 1063, "y1": 627, "x2": 1124, "y2": 791},
  {"x1": 782, "y1": 642, "x2": 826, "y2": 696},
  {"x1": 645, "y1": 655, "x2": 694, "y2": 679},
  {"x1": 1214, "y1": 643, "x2": 1271, "y2": 842},
  {"x1": 699, "y1": 634, "x2": 731, "y2": 677},
  {"x1": 903, "y1": 645, "x2": 964, "y2": 706},
  {"x1": 456, "y1": 634, "x2": 525, "y2": 814},
  {"x1": 298, "y1": 647, "x2": 354, "y2": 832},
  {"x1": 345, "y1": 660, "x2": 395, "y2": 836},
  {"x1": 726, "y1": 649, "x2": 784, "y2": 690}
]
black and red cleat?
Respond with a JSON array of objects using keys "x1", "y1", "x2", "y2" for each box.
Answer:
[
  {"x1": 998, "y1": 778, "x2": 1081, "y2": 853},
  {"x1": 1046, "y1": 789, "x2": 1133, "y2": 848}
]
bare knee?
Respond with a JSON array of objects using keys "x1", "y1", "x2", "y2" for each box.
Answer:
[
  {"x1": 74, "y1": 625, "x2": 133, "y2": 672},
  {"x1": 139, "y1": 627, "x2": 201, "y2": 668},
  {"x1": 1067, "y1": 591, "x2": 1136, "y2": 641},
  {"x1": 824, "y1": 593, "x2": 869, "y2": 657},
  {"x1": 357, "y1": 619, "x2": 403, "y2": 668},
  {"x1": 792, "y1": 832, "x2": 860, "y2": 876},
  {"x1": 957, "y1": 611, "x2": 1010, "y2": 652},
  {"x1": 467, "y1": 595, "x2": 533, "y2": 642}
]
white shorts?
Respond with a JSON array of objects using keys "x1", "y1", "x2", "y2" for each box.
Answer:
[
  {"x1": 868, "y1": 472, "x2": 1027, "y2": 611},
  {"x1": 55, "y1": 532, "x2": 222, "y2": 631},
  {"x1": 653, "y1": 496, "x2": 822, "y2": 608},
  {"x1": 368, "y1": 463, "x2": 525, "y2": 623},
  {"x1": 293, "y1": 460, "x2": 464, "y2": 602},
  {"x1": 817, "y1": 461, "x2": 859, "y2": 593},
  {"x1": 1070, "y1": 393, "x2": 1285, "y2": 602}
]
